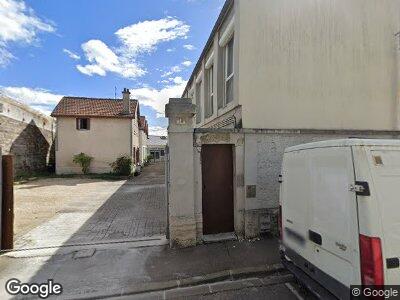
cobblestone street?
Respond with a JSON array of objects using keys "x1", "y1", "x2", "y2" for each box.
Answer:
[{"x1": 14, "y1": 162, "x2": 166, "y2": 249}]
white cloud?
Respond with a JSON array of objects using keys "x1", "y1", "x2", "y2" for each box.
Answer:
[
  {"x1": 115, "y1": 17, "x2": 189, "y2": 57},
  {"x1": 0, "y1": 47, "x2": 14, "y2": 66},
  {"x1": 0, "y1": 86, "x2": 63, "y2": 115},
  {"x1": 149, "y1": 126, "x2": 167, "y2": 136},
  {"x1": 63, "y1": 48, "x2": 80, "y2": 60},
  {"x1": 0, "y1": 0, "x2": 55, "y2": 66},
  {"x1": 130, "y1": 76, "x2": 187, "y2": 118},
  {"x1": 183, "y1": 44, "x2": 195, "y2": 50},
  {"x1": 76, "y1": 40, "x2": 145, "y2": 78},
  {"x1": 182, "y1": 60, "x2": 192, "y2": 67},
  {"x1": 77, "y1": 17, "x2": 189, "y2": 79},
  {"x1": 161, "y1": 60, "x2": 192, "y2": 77},
  {"x1": 166, "y1": 48, "x2": 175, "y2": 52}
]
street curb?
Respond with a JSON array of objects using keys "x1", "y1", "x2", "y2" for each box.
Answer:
[{"x1": 72, "y1": 263, "x2": 286, "y2": 299}]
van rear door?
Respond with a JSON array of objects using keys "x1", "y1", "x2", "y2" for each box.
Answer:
[
  {"x1": 283, "y1": 146, "x2": 361, "y2": 297},
  {"x1": 307, "y1": 147, "x2": 361, "y2": 291},
  {"x1": 366, "y1": 148, "x2": 400, "y2": 284}
]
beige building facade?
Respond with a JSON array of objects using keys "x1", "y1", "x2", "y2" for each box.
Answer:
[
  {"x1": 147, "y1": 135, "x2": 167, "y2": 162},
  {"x1": 52, "y1": 89, "x2": 145, "y2": 174},
  {"x1": 167, "y1": 0, "x2": 400, "y2": 246}
]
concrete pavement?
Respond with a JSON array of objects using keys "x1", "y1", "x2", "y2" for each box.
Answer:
[
  {"x1": 0, "y1": 238, "x2": 281, "y2": 299},
  {"x1": 14, "y1": 162, "x2": 166, "y2": 249}
]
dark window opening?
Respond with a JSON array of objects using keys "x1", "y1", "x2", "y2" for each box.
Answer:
[{"x1": 76, "y1": 118, "x2": 90, "y2": 130}]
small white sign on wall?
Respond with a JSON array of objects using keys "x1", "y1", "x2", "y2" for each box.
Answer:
[{"x1": 176, "y1": 117, "x2": 186, "y2": 125}]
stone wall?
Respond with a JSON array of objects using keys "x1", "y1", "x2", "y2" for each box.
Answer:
[
  {"x1": 243, "y1": 129, "x2": 400, "y2": 238},
  {"x1": 0, "y1": 115, "x2": 55, "y2": 176}
]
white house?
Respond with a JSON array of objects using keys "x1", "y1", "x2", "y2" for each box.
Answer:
[{"x1": 52, "y1": 89, "x2": 146, "y2": 174}]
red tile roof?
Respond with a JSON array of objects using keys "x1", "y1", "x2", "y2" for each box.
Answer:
[
  {"x1": 139, "y1": 116, "x2": 149, "y2": 136},
  {"x1": 139, "y1": 116, "x2": 146, "y2": 128},
  {"x1": 51, "y1": 97, "x2": 138, "y2": 118}
]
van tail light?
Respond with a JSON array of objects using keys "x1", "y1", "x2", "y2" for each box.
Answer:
[
  {"x1": 359, "y1": 234, "x2": 384, "y2": 286},
  {"x1": 278, "y1": 205, "x2": 283, "y2": 240}
]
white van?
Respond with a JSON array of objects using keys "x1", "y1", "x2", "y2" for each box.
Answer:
[{"x1": 279, "y1": 139, "x2": 400, "y2": 299}]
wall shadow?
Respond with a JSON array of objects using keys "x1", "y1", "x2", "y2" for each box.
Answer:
[{"x1": 9, "y1": 120, "x2": 54, "y2": 176}]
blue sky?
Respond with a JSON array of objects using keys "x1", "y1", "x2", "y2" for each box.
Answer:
[{"x1": 0, "y1": 0, "x2": 225, "y2": 135}]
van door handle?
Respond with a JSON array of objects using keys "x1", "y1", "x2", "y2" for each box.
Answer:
[
  {"x1": 309, "y1": 230, "x2": 322, "y2": 245},
  {"x1": 387, "y1": 258, "x2": 400, "y2": 269}
]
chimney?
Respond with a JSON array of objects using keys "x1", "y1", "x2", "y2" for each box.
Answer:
[{"x1": 122, "y1": 88, "x2": 131, "y2": 114}]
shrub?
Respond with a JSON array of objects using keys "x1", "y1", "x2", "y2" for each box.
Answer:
[
  {"x1": 110, "y1": 156, "x2": 132, "y2": 176},
  {"x1": 73, "y1": 153, "x2": 93, "y2": 174}
]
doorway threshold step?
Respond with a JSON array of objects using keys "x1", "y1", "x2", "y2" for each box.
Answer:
[{"x1": 203, "y1": 232, "x2": 237, "y2": 243}]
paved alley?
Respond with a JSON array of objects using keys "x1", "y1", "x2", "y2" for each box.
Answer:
[{"x1": 14, "y1": 162, "x2": 166, "y2": 249}]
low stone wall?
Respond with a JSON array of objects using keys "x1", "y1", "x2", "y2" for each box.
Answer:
[{"x1": 0, "y1": 115, "x2": 55, "y2": 176}]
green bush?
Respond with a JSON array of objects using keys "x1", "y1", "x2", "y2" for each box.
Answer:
[
  {"x1": 110, "y1": 156, "x2": 132, "y2": 176},
  {"x1": 73, "y1": 153, "x2": 93, "y2": 174}
]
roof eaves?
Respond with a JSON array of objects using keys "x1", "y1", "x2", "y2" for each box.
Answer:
[
  {"x1": 182, "y1": 0, "x2": 234, "y2": 97},
  {"x1": 51, "y1": 114, "x2": 135, "y2": 119}
]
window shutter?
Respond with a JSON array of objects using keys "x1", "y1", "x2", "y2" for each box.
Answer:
[
  {"x1": 76, "y1": 118, "x2": 79, "y2": 130},
  {"x1": 87, "y1": 119, "x2": 90, "y2": 130}
]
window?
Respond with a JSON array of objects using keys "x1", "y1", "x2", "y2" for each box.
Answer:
[
  {"x1": 160, "y1": 150, "x2": 165, "y2": 157},
  {"x1": 76, "y1": 118, "x2": 90, "y2": 130},
  {"x1": 195, "y1": 80, "x2": 202, "y2": 124},
  {"x1": 225, "y1": 37, "x2": 234, "y2": 104},
  {"x1": 205, "y1": 65, "x2": 214, "y2": 118}
]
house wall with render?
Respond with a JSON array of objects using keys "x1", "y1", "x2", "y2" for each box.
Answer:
[
  {"x1": 55, "y1": 117, "x2": 132, "y2": 174},
  {"x1": 237, "y1": 0, "x2": 400, "y2": 236},
  {"x1": 238, "y1": 0, "x2": 400, "y2": 130},
  {"x1": 166, "y1": 99, "x2": 400, "y2": 248},
  {"x1": 132, "y1": 117, "x2": 140, "y2": 165},
  {"x1": 139, "y1": 129, "x2": 148, "y2": 164},
  {"x1": 0, "y1": 96, "x2": 55, "y2": 176},
  {"x1": 174, "y1": 0, "x2": 400, "y2": 242}
]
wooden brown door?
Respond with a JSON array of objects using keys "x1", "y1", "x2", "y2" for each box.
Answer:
[{"x1": 201, "y1": 144, "x2": 234, "y2": 235}]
